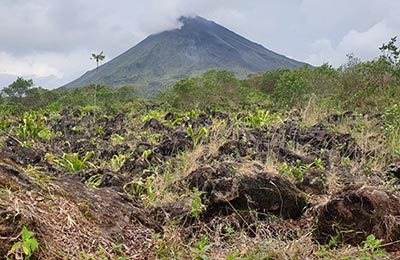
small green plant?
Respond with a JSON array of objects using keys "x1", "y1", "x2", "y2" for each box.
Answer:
[
  {"x1": 112, "y1": 244, "x2": 128, "y2": 260},
  {"x1": 241, "y1": 109, "x2": 283, "y2": 128},
  {"x1": 187, "y1": 125, "x2": 209, "y2": 148},
  {"x1": 109, "y1": 153, "x2": 129, "y2": 171},
  {"x1": 95, "y1": 126, "x2": 105, "y2": 135},
  {"x1": 359, "y1": 234, "x2": 388, "y2": 259},
  {"x1": 186, "y1": 109, "x2": 202, "y2": 120},
  {"x1": 141, "y1": 109, "x2": 164, "y2": 122},
  {"x1": 56, "y1": 151, "x2": 94, "y2": 172},
  {"x1": 189, "y1": 188, "x2": 206, "y2": 217},
  {"x1": 85, "y1": 174, "x2": 102, "y2": 189},
  {"x1": 110, "y1": 133, "x2": 125, "y2": 144},
  {"x1": 278, "y1": 160, "x2": 311, "y2": 182},
  {"x1": 15, "y1": 111, "x2": 49, "y2": 140},
  {"x1": 141, "y1": 149, "x2": 153, "y2": 163},
  {"x1": 7, "y1": 226, "x2": 39, "y2": 260},
  {"x1": 124, "y1": 176, "x2": 156, "y2": 205},
  {"x1": 226, "y1": 250, "x2": 244, "y2": 260},
  {"x1": 190, "y1": 236, "x2": 211, "y2": 260},
  {"x1": 313, "y1": 157, "x2": 325, "y2": 170}
]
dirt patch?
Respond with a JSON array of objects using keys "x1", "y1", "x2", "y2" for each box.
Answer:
[{"x1": 314, "y1": 185, "x2": 400, "y2": 251}]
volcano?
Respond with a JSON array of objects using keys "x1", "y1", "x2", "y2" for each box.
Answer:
[{"x1": 63, "y1": 16, "x2": 307, "y2": 97}]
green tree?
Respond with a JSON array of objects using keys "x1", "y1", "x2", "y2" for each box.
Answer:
[
  {"x1": 91, "y1": 51, "x2": 105, "y2": 72},
  {"x1": 2, "y1": 77, "x2": 34, "y2": 102},
  {"x1": 272, "y1": 67, "x2": 312, "y2": 107},
  {"x1": 379, "y1": 36, "x2": 399, "y2": 64},
  {"x1": 90, "y1": 51, "x2": 105, "y2": 122}
]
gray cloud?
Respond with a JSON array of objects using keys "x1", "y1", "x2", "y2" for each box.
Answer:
[{"x1": 0, "y1": 0, "x2": 399, "y2": 89}]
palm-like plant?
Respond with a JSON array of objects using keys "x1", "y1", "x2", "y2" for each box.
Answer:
[{"x1": 90, "y1": 51, "x2": 105, "y2": 122}]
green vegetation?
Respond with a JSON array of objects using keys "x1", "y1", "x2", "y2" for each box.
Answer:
[
  {"x1": 0, "y1": 38, "x2": 399, "y2": 259},
  {"x1": 56, "y1": 151, "x2": 94, "y2": 172},
  {"x1": 6, "y1": 226, "x2": 39, "y2": 260}
]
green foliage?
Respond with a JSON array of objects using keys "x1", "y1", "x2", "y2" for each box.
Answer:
[
  {"x1": 110, "y1": 133, "x2": 125, "y2": 144},
  {"x1": 109, "y1": 153, "x2": 129, "y2": 171},
  {"x1": 257, "y1": 68, "x2": 289, "y2": 93},
  {"x1": 124, "y1": 177, "x2": 156, "y2": 205},
  {"x1": 278, "y1": 160, "x2": 313, "y2": 182},
  {"x1": 165, "y1": 70, "x2": 245, "y2": 110},
  {"x1": 7, "y1": 226, "x2": 39, "y2": 260},
  {"x1": 359, "y1": 234, "x2": 388, "y2": 259},
  {"x1": 2, "y1": 77, "x2": 34, "y2": 101},
  {"x1": 240, "y1": 109, "x2": 283, "y2": 128},
  {"x1": 190, "y1": 236, "x2": 211, "y2": 260},
  {"x1": 56, "y1": 151, "x2": 94, "y2": 172},
  {"x1": 272, "y1": 67, "x2": 312, "y2": 107},
  {"x1": 91, "y1": 51, "x2": 105, "y2": 72},
  {"x1": 189, "y1": 188, "x2": 207, "y2": 217},
  {"x1": 85, "y1": 174, "x2": 103, "y2": 189},
  {"x1": 379, "y1": 36, "x2": 399, "y2": 64},
  {"x1": 15, "y1": 111, "x2": 52, "y2": 141},
  {"x1": 187, "y1": 125, "x2": 209, "y2": 148},
  {"x1": 382, "y1": 103, "x2": 400, "y2": 155}
]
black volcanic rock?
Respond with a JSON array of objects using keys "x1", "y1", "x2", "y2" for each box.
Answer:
[{"x1": 63, "y1": 16, "x2": 307, "y2": 97}]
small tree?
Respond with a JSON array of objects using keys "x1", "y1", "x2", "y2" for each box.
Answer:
[
  {"x1": 2, "y1": 77, "x2": 34, "y2": 102},
  {"x1": 90, "y1": 51, "x2": 105, "y2": 122},
  {"x1": 379, "y1": 36, "x2": 399, "y2": 64},
  {"x1": 91, "y1": 51, "x2": 105, "y2": 72}
]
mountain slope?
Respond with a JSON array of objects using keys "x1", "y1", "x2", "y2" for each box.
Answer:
[{"x1": 63, "y1": 16, "x2": 308, "y2": 97}]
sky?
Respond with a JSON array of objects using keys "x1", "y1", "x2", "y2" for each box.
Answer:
[{"x1": 1, "y1": 0, "x2": 399, "y2": 89}]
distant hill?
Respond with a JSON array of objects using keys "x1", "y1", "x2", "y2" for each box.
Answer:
[{"x1": 63, "y1": 16, "x2": 308, "y2": 97}]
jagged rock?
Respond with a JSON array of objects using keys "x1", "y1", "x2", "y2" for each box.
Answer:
[
  {"x1": 296, "y1": 168, "x2": 327, "y2": 195},
  {"x1": 183, "y1": 165, "x2": 307, "y2": 220},
  {"x1": 314, "y1": 185, "x2": 400, "y2": 251}
]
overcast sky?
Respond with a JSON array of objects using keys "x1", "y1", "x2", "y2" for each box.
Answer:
[{"x1": 1, "y1": 0, "x2": 399, "y2": 89}]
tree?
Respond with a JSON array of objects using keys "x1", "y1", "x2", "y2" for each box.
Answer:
[
  {"x1": 379, "y1": 36, "x2": 399, "y2": 64},
  {"x1": 90, "y1": 51, "x2": 105, "y2": 122},
  {"x1": 2, "y1": 77, "x2": 34, "y2": 102},
  {"x1": 91, "y1": 51, "x2": 105, "y2": 72}
]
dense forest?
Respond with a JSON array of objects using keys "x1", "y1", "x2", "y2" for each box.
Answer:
[{"x1": 0, "y1": 39, "x2": 399, "y2": 259}]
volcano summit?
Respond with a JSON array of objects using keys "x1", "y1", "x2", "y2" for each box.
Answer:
[{"x1": 63, "y1": 16, "x2": 307, "y2": 96}]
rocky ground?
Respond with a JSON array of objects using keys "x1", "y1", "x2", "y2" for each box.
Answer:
[{"x1": 0, "y1": 105, "x2": 399, "y2": 259}]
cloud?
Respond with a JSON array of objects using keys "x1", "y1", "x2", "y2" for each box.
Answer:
[
  {"x1": 1, "y1": 1, "x2": 400, "y2": 88},
  {"x1": 305, "y1": 21, "x2": 398, "y2": 67},
  {"x1": 0, "y1": 52, "x2": 63, "y2": 79},
  {"x1": 0, "y1": 49, "x2": 102, "y2": 88}
]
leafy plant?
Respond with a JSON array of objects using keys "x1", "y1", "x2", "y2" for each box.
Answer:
[
  {"x1": 124, "y1": 177, "x2": 156, "y2": 205},
  {"x1": 56, "y1": 151, "x2": 94, "y2": 172},
  {"x1": 15, "y1": 111, "x2": 48, "y2": 140},
  {"x1": 141, "y1": 149, "x2": 153, "y2": 163},
  {"x1": 313, "y1": 157, "x2": 325, "y2": 170},
  {"x1": 187, "y1": 125, "x2": 209, "y2": 148},
  {"x1": 85, "y1": 174, "x2": 102, "y2": 189},
  {"x1": 190, "y1": 236, "x2": 211, "y2": 260},
  {"x1": 359, "y1": 234, "x2": 388, "y2": 259},
  {"x1": 7, "y1": 226, "x2": 39, "y2": 260},
  {"x1": 109, "y1": 153, "x2": 129, "y2": 171},
  {"x1": 189, "y1": 188, "x2": 206, "y2": 217},
  {"x1": 241, "y1": 109, "x2": 283, "y2": 128},
  {"x1": 278, "y1": 160, "x2": 312, "y2": 182},
  {"x1": 110, "y1": 133, "x2": 125, "y2": 144}
]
